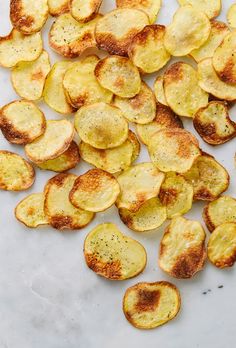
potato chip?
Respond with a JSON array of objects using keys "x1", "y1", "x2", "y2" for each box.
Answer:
[
  {"x1": 95, "y1": 8, "x2": 149, "y2": 56},
  {"x1": 207, "y1": 223, "x2": 236, "y2": 268},
  {"x1": 11, "y1": 50, "x2": 51, "y2": 101},
  {"x1": 227, "y1": 3, "x2": 236, "y2": 28},
  {"x1": 74, "y1": 102, "x2": 128, "y2": 149},
  {"x1": 203, "y1": 196, "x2": 236, "y2": 232},
  {"x1": 128, "y1": 130, "x2": 140, "y2": 162},
  {"x1": 84, "y1": 223, "x2": 147, "y2": 280},
  {"x1": 15, "y1": 193, "x2": 48, "y2": 228},
  {"x1": 164, "y1": 62, "x2": 209, "y2": 118},
  {"x1": 70, "y1": 0, "x2": 102, "y2": 22},
  {"x1": 44, "y1": 173, "x2": 94, "y2": 230},
  {"x1": 95, "y1": 56, "x2": 141, "y2": 98},
  {"x1": 193, "y1": 101, "x2": 236, "y2": 145},
  {"x1": 48, "y1": 0, "x2": 70, "y2": 16},
  {"x1": 116, "y1": 163, "x2": 165, "y2": 212},
  {"x1": 178, "y1": 0, "x2": 221, "y2": 19},
  {"x1": 0, "y1": 151, "x2": 35, "y2": 191},
  {"x1": 159, "y1": 216, "x2": 206, "y2": 278},
  {"x1": 113, "y1": 82, "x2": 156, "y2": 124},
  {"x1": 154, "y1": 76, "x2": 168, "y2": 106},
  {"x1": 25, "y1": 120, "x2": 74, "y2": 163},
  {"x1": 123, "y1": 281, "x2": 181, "y2": 329},
  {"x1": 63, "y1": 55, "x2": 113, "y2": 109},
  {"x1": 0, "y1": 100, "x2": 46, "y2": 145},
  {"x1": 0, "y1": 29, "x2": 43, "y2": 68},
  {"x1": 116, "y1": 0, "x2": 161, "y2": 24}
]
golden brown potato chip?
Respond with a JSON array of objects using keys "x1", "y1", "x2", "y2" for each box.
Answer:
[
  {"x1": 207, "y1": 223, "x2": 236, "y2": 268},
  {"x1": 227, "y1": 3, "x2": 236, "y2": 28},
  {"x1": 128, "y1": 130, "x2": 140, "y2": 162},
  {"x1": 154, "y1": 76, "x2": 168, "y2": 106},
  {"x1": 70, "y1": 0, "x2": 102, "y2": 22},
  {"x1": 84, "y1": 223, "x2": 147, "y2": 280},
  {"x1": 15, "y1": 193, "x2": 48, "y2": 228},
  {"x1": 159, "y1": 216, "x2": 206, "y2": 278},
  {"x1": 116, "y1": 0, "x2": 161, "y2": 24},
  {"x1": 178, "y1": 0, "x2": 221, "y2": 19},
  {"x1": 48, "y1": 0, "x2": 70, "y2": 16},
  {"x1": 95, "y1": 8, "x2": 149, "y2": 56},
  {"x1": 0, "y1": 151, "x2": 35, "y2": 191},
  {"x1": 44, "y1": 173, "x2": 94, "y2": 230},
  {"x1": 123, "y1": 281, "x2": 181, "y2": 329}
]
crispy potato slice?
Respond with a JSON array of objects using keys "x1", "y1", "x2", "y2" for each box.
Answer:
[
  {"x1": 95, "y1": 8, "x2": 149, "y2": 56},
  {"x1": 15, "y1": 193, "x2": 48, "y2": 228},
  {"x1": 164, "y1": 62, "x2": 209, "y2": 118},
  {"x1": 119, "y1": 197, "x2": 167, "y2": 232},
  {"x1": 178, "y1": 0, "x2": 221, "y2": 19},
  {"x1": 0, "y1": 100, "x2": 46, "y2": 145},
  {"x1": 49, "y1": 13, "x2": 100, "y2": 58},
  {"x1": 11, "y1": 50, "x2": 50, "y2": 101},
  {"x1": 159, "y1": 216, "x2": 206, "y2": 278},
  {"x1": 123, "y1": 281, "x2": 181, "y2": 329},
  {"x1": 116, "y1": 0, "x2": 161, "y2": 24},
  {"x1": 84, "y1": 223, "x2": 147, "y2": 280},
  {"x1": 0, "y1": 29, "x2": 43, "y2": 68},
  {"x1": 43, "y1": 61, "x2": 75, "y2": 114},
  {"x1": 37, "y1": 141, "x2": 80, "y2": 172},
  {"x1": 48, "y1": 0, "x2": 70, "y2": 16},
  {"x1": 74, "y1": 102, "x2": 128, "y2": 149},
  {"x1": 154, "y1": 76, "x2": 168, "y2": 106},
  {"x1": 44, "y1": 173, "x2": 94, "y2": 230},
  {"x1": 95, "y1": 56, "x2": 141, "y2": 98},
  {"x1": 113, "y1": 82, "x2": 156, "y2": 124},
  {"x1": 208, "y1": 223, "x2": 236, "y2": 268},
  {"x1": 0, "y1": 151, "x2": 35, "y2": 191},
  {"x1": 63, "y1": 55, "x2": 113, "y2": 109},
  {"x1": 203, "y1": 196, "x2": 236, "y2": 232},
  {"x1": 70, "y1": 0, "x2": 102, "y2": 22},
  {"x1": 193, "y1": 101, "x2": 236, "y2": 145},
  {"x1": 159, "y1": 172, "x2": 193, "y2": 219},
  {"x1": 227, "y1": 3, "x2": 236, "y2": 28},
  {"x1": 148, "y1": 129, "x2": 200, "y2": 173},
  {"x1": 128, "y1": 130, "x2": 140, "y2": 162},
  {"x1": 183, "y1": 153, "x2": 230, "y2": 201},
  {"x1": 116, "y1": 163, "x2": 165, "y2": 212},
  {"x1": 25, "y1": 120, "x2": 74, "y2": 163}
]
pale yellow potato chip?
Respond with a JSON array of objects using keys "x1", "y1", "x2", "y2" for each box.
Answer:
[
  {"x1": 128, "y1": 130, "x2": 140, "y2": 163},
  {"x1": 48, "y1": 0, "x2": 70, "y2": 16},
  {"x1": 178, "y1": 0, "x2": 221, "y2": 19},
  {"x1": 154, "y1": 76, "x2": 168, "y2": 106},
  {"x1": 116, "y1": 0, "x2": 161, "y2": 24},
  {"x1": 70, "y1": 0, "x2": 102, "y2": 22},
  {"x1": 227, "y1": 3, "x2": 236, "y2": 28}
]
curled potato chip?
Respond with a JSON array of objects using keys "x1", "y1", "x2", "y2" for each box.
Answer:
[
  {"x1": 116, "y1": 0, "x2": 161, "y2": 24},
  {"x1": 48, "y1": 0, "x2": 70, "y2": 16},
  {"x1": 164, "y1": 62, "x2": 209, "y2": 118},
  {"x1": 95, "y1": 8, "x2": 149, "y2": 56},
  {"x1": 154, "y1": 76, "x2": 168, "y2": 106},
  {"x1": 183, "y1": 153, "x2": 230, "y2": 201},
  {"x1": 203, "y1": 196, "x2": 236, "y2": 232},
  {"x1": 11, "y1": 50, "x2": 50, "y2": 101},
  {"x1": 0, "y1": 29, "x2": 43, "y2": 68},
  {"x1": 119, "y1": 197, "x2": 167, "y2": 232},
  {"x1": 25, "y1": 120, "x2": 74, "y2": 163},
  {"x1": 227, "y1": 3, "x2": 236, "y2": 28},
  {"x1": 178, "y1": 0, "x2": 221, "y2": 19},
  {"x1": 207, "y1": 223, "x2": 236, "y2": 268},
  {"x1": 113, "y1": 82, "x2": 156, "y2": 124},
  {"x1": 0, "y1": 100, "x2": 46, "y2": 145},
  {"x1": 159, "y1": 172, "x2": 193, "y2": 219},
  {"x1": 84, "y1": 223, "x2": 147, "y2": 280},
  {"x1": 128, "y1": 25, "x2": 170, "y2": 74},
  {"x1": 123, "y1": 281, "x2": 181, "y2": 329},
  {"x1": 116, "y1": 163, "x2": 165, "y2": 212},
  {"x1": 70, "y1": 0, "x2": 102, "y2": 22},
  {"x1": 128, "y1": 130, "x2": 140, "y2": 162},
  {"x1": 63, "y1": 55, "x2": 113, "y2": 109},
  {"x1": 159, "y1": 216, "x2": 206, "y2": 278},
  {"x1": 44, "y1": 173, "x2": 94, "y2": 230},
  {"x1": 0, "y1": 151, "x2": 35, "y2": 191},
  {"x1": 95, "y1": 56, "x2": 141, "y2": 98},
  {"x1": 15, "y1": 193, "x2": 48, "y2": 228},
  {"x1": 193, "y1": 101, "x2": 236, "y2": 145},
  {"x1": 74, "y1": 102, "x2": 128, "y2": 149}
]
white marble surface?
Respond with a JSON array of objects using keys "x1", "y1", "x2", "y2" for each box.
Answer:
[{"x1": 0, "y1": 1, "x2": 235, "y2": 347}]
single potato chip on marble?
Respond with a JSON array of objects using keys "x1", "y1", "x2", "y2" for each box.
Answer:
[
  {"x1": 48, "y1": 0, "x2": 70, "y2": 16},
  {"x1": 70, "y1": 0, "x2": 102, "y2": 22},
  {"x1": 154, "y1": 76, "x2": 168, "y2": 106},
  {"x1": 116, "y1": 0, "x2": 161, "y2": 24},
  {"x1": 227, "y1": 3, "x2": 236, "y2": 28},
  {"x1": 178, "y1": 0, "x2": 221, "y2": 19}
]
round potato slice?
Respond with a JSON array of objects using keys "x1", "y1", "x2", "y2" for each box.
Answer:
[
  {"x1": 74, "y1": 102, "x2": 128, "y2": 149},
  {"x1": 113, "y1": 82, "x2": 156, "y2": 124},
  {"x1": 70, "y1": 169, "x2": 120, "y2": 212},
  {"x1": 159, "y1": 216, "x2": 206, "y2": 278},
  {"x1": 116, "y1": 163, "x2": 165, "y2": 212},
  {"x1": 164, "y1": 62, "x2": 209, "y2": 118},
  {"x1": 15, "y1": 193, "x2": 48, "y2": 228},
  {"x1": 44, "y1": 173, "x2": 94, "y2": 230},
  {"x1": 48, "y1": 0, "x2": 70, "y2": 16},
  {"x1": 227, "y1": 3, "x2": 236, "y2": 28},
  {"x1": 203, "y1": 196, "x2": 236, "y2": 232},
  {"x1": 116, "y1": 0, "x2": 161, "y2": 24},
  {"x1": 63, "y1": 55, "x2": 113, "y2": 109},
  {"x1": 84, "y1": 223, "x2": 147, "y2": 280},
  {"x1": 154, "y1": 76, "x2": 168, "y2": 106},
  {"x1": 0, "y1": 100, "x2": 46, "y2": 145},
  {"x1": 208, "y1": 223, "x2": 236, "y2": 268},
  {"x1": 95, "y1": 8, "x2": 149, "y2": 56},
  {"x1": 193, "y1": 101, "x2": 236, "y2": 145},
  {"x1": 123, "y1": 281, "x2": 181, "y2": 329},
  {"x1": 70, "y1": 0, "x2": 102, "y2": 22},
  {"x1": 95, "y1": 56, "x2": 141, "y2": 98},
  {"x1": 178, "y1": 0, "x2": 221, "y2": 19},
  {"x1": 148, "y1": 128, "x2": 201, "y2": 173},
  {"x1": 25, "y1": 120, "x2": 74, "y2": 163},
  {"x1": 0, "y1": 151, "x2": 35, "y2": 191}
]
